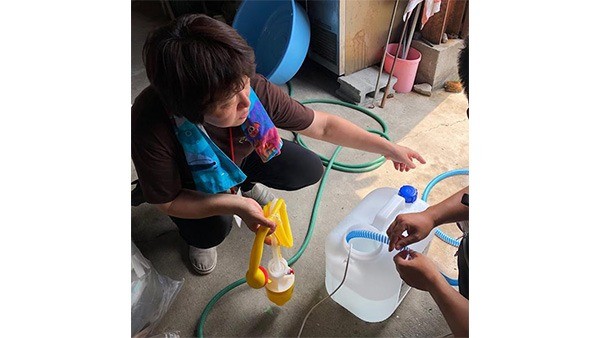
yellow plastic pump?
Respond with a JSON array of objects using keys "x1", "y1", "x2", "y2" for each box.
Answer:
[{"x1": 245, "y1": 198, "x2": 295, "y2": 306}]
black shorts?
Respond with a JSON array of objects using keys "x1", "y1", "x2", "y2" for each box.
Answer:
[{"x1": 458, "y1": 233, "x2": 469, "y2": 299}]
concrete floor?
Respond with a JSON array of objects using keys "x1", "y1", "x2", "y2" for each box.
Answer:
[{"x1": 131, "y1": 2, "x2": 468, "y2": 337}]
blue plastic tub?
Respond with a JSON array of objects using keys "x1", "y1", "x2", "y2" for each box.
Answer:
[{"x1": 233, "y1": 0, "x2": 310, "y2": 85}]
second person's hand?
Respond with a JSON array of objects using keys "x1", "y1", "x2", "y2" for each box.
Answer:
[
  {"x1": 393, "y1": 249, "x2": 444, "y2": 292},
  {"x1": 387, "y1": 212, "x2": 435, "y2": 251}
]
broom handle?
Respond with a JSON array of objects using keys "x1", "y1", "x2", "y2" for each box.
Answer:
[
  {"x1": 370, "y1": 0, "x2": 400, "y2": 108},
  {"x1": 380, "y1": 11, "x2": 409, "y2": 108}
]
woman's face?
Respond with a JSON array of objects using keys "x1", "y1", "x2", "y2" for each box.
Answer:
[{"x1": 204, "y1": 76, "x2": 251, "y2": 128}]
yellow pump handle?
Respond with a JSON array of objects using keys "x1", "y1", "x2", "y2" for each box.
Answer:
[
  {"x1": 246, "y1": 226, "x2": 270, "y2": 289},
  {"x1": 267, "y1": 199, "x2": 293, "y2": 248},
  {"x1": 246, "y1": 199, "x2": 294, "y2": 289}
]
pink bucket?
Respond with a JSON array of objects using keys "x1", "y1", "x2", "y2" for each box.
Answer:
[{"x1": 383, "y1": 43, "x2": 421, "y2": 93}]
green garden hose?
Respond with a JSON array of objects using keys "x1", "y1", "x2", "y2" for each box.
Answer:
[{"x1": 197, "y1": 84, "x2": 391, "y2": 337}]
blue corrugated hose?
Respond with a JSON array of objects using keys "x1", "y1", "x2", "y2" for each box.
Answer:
[
  {"x1": 422, "y1": 169, "x2": 468, "y2": 249},
  {"x1": 344, "y1": 229, "x2": 459, "y2": 286},
  {"x1": 422, "y1": 168, "x2": 469, "y2": 285}
]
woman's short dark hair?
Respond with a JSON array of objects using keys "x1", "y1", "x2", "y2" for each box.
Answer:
[{"x1": 143, "y1": 14, "x2": 256, "y2": 123}]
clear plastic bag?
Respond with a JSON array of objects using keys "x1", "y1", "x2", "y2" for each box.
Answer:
[{"x1": 131, "y1": 242, "x2": 184, "y2": 338}]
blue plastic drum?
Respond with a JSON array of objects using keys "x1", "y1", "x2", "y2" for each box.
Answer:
[{"x1": 233, "y1": 0, "x2": 310, "y2": 85}]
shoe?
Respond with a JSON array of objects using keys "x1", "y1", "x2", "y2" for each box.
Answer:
[
  {"x1": 189, "y1": 246, "x2": 217, "y2": 275},
  {"x1": 241, "y1": 183, "x2": 276, "y2": 207}
]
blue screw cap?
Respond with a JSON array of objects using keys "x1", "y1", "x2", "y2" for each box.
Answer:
[{"x1": 398, "y1": 185, "x2": 418, "y2": 203}]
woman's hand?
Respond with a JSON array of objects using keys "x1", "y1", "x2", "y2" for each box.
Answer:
[
  {"x1": 236, "y1": 197, "x2": 277, "y2": 235},
  {"x1": 385, "y1": 144, "x2": 426, "y2": 172}
]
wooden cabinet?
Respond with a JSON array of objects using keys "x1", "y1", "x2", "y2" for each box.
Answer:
[
  {"x1": 307, "y1": 0, "x2": 409, "y2": 75},
  {"x1": 420, "y1": 0, "x2": 469, "y2": 44}
]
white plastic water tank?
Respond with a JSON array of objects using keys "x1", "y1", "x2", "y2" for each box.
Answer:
[{"x1": 325, "y1": 185, "x2": 435, "y2": 322}]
